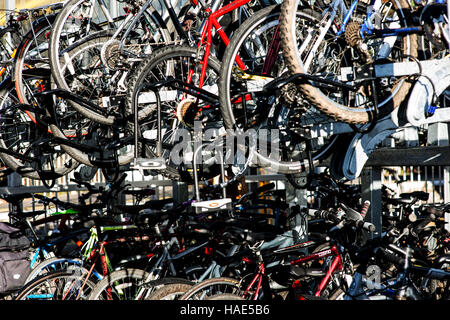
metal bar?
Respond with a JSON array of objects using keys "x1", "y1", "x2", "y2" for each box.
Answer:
[
  {"x1": 366, "y1": 146, "x2": 450, "y2": 166},
  {"x1": 361, "y1": 167, "x2": 382, "y2": 239},
  {"x1": 340, "y1": 59, "x2": 444, "y2": 81}
]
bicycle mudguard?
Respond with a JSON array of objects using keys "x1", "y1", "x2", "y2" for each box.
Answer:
[
  {"x1": 406, "y1": 57, "x2": 450, "y2": 126},
  {"x1": 340, "y1": 113, "x2": 399, "y2": 180}
]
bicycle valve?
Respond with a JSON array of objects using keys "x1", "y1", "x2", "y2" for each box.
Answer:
[{"x1": 360, "y1": 200, "x2": 371, "y2": 218}]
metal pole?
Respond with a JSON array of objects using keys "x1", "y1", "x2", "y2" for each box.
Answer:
[{"x1": 361, "y1": 167, "x2": 382, "y2": 239}]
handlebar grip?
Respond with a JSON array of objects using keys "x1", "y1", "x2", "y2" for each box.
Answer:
[
  {"x1": 360, "y1": 200, "x2": 370, "y2": 218},
  {"x1": 378, "y1": 248, "x2": 405, "y2": 267},
  {"x1": 305, "y1": 209, "x2": 341, "y2": 224},
  {"x1": 324, "y1": 211, "x2": 342, "y2": 224},
  {"x1": 355, "y1": 220, "x2": 376, "y2": 232},
  {"x1": 305, "y1": 209, "x2": 318, "y2": 217}
]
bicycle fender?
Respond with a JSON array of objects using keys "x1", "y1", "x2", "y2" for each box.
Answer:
[
  {"x1": 407, "y1": 58, "x2": 450, "y2": 126},
  {"x1": 341, "y1": 113, "x2": 400, "y2": 180}
]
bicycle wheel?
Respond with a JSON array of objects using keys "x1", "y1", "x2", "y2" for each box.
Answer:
[
  {"x1": 180, "y1": 277, "x2": 244, "y2": 300},
  {"x1": 219, "y1": 4, "x2": 286, "y2": 131},
  {"x1": 0, "y1": 83, "x2": 78, "y2": 180},
  {"x1": 126, "y1": 45, "x2": 222, "y2": 178},
  {"x1": 51, "y1": 17, "x2": 171, "y2": 124},
  {"x1": 145, "y1": 282, "x2": 194, "y2": 300},
  {"x1": 0, "y1": 25, "x2": 22, "y2": 82},
  {"x1": 89, "y1": 268, "x2": 151, "y2": 300},
  {"x1": 279, "y1": 0, "x2": 418, "y2": 124},
  {"x1": 14, "y1": 269, "x2": 96, "y2": 300},
  {"x1": 14, "y1": 14, "x2": 55, "y2": 107},
  {"x1": 48, "y1": 0, "x2": 119, "y2": 80},
  {"x1": 206, "y1": 293, "x2": 245, "y2": 300},
  {"x1": 26, "y1": 257, "x2": 101, "y2": 284},
  {"x1": 218, "y1": 5, "x2": 338, "y2": 176},
  {"x1": 49, "y1": 0, "x2": 170, "y2": 119},
  {"x1": 51, "y1": 31, "x2": 121, "y2": 126}
]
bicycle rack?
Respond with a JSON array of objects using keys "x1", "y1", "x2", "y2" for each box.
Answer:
[
  {"x1": 190, "y1": 141, "x2": 232, "y2": 214},
  {"x1": 131, "y1": 84, "x2": 166, "y2": 173},
  {"x1": 130, "y1": 77, "x2": 219, "y2": 174}
]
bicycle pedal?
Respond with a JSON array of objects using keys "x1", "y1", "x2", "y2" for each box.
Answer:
[{"x1": 192, "y1": 198, "x2": 232, "y2": 213}]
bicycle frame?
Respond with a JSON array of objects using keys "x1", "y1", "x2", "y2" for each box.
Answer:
[
  {"x1": 240, "y1": 242, "x2": 344, "y2": 300},
  {"x1": 195, "y1": 0, "x2": 248, "y2": 87},
  {"x1": 301, "y1": 0, "x2": 422, "y2": 71},
  {"x1": 290, "y1": 244, "x2": 343, "y2": 297}
]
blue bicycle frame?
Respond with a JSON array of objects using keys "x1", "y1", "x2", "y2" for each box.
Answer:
[{"x1": 332, "y1": 0, "x2": 422, "y2": 38}]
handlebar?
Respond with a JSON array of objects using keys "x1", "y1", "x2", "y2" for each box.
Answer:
[
  {"x1": 305, "y1": 208, "x2": 342, "y2": 224},
  {"x1": 410, "y1": 214, "x2": 436, "y2": 237},
  {"x1": 33, "y1": 194, "x2": 73, "y2": 209},
  {"x1": 33, "y1": 194, "x2": 105, "y2": 213},
  {"x1": 355, "y1": 220, "x2": 376, "y2": 232},
  {"x1": 71, "y1": 173, "x2": 128, "y2": 197},
  {"x1": 305, "y1": 207, "x2": 375, "y2": 232}
]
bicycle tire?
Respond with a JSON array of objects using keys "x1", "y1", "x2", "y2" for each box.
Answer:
[
  {"x1": 218, "y1": 4, "x2": 284, "y2": 130},
  {"x1": 217, "y1": 6, "x2": 343, "y2": 176},
  {"x1": 14, "y1": 14, "x2": 56, "y2": 108},
  {"x1": 279, "y1": 0, "x2": 418, "y2": 124},
  {"x1": 125, "y1": 45, "x2": 222, "y2": 178},
  {"x1": 0, "y1": 26, "x2": 22, "y2": 82},
  {"x1": 25, "y1": 257, "x2": 100, "y2": 284},
  {"x1": 48, "y1": 0, "x2": 118, "y2": 83},
  {"x1": 46, "y1": 31, "x2": 136, "y2": 168},
  {"x1": 180, "y1": 277, "x2": 243, "y2": 300},
  {"x1": 89, "y1": 268, "x2": 151, "y2": 300},
  {"x1": 14, "y1": 269, "x2": 96, "y2": 300},
  {"x1": 52, "y1": 30, "x2": 118, "y2": 125},
  {"x1": 49, "y1": 0, "x2": 171, "y2": 125},
  {"x1": 145, "y1": 282, "x2": 194, "y2": 300},
  {"x1": 206, "y1": 293, "x2": 245, "y2": 300},
  {"x1": 0, "y1": 82, "x2": 78, "y2": 180}
]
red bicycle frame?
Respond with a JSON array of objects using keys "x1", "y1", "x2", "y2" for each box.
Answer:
[
  {"x1": 191, "y1": 0, "x2": 280, "y2": 86},
  {"x1": 240, "y1": 243, "x2": 344, "y2": 300},
  {"x1": 195, "y1": 0, "x2": 249, "y2": 88},
  {"x1": 290, "y1": 244, "x2": 343, "y2": 297}
]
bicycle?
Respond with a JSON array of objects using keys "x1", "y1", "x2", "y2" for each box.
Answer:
[{"x1": 278, "y1": 0, "x2": 449, "y2": 125}]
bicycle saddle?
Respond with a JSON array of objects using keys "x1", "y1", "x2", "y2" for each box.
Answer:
[
  {"x1": 0, "y1": 193, "x2": 34, "y2": 204},
  {"x1": 400, "y1": 191, "x2": 429, "y2": 201},
  {"x1": 121, "y1": 189, "x2": 156, "y2": 197},
  {"x1": 116, "y1": 198, "x2": 174, "y2": 214}
]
